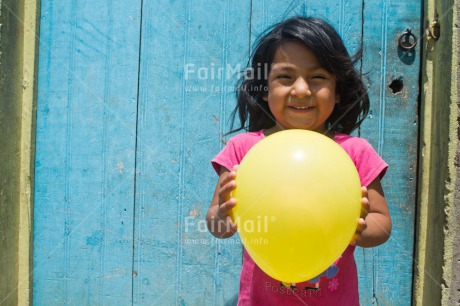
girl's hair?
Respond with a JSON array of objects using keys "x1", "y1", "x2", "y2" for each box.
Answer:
[{"x1": 229, "y1": 16, "x2": 369, "y2": 135}]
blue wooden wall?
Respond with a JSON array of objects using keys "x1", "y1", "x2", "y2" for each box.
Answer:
[
  {"x1": 33, "y1": 0, "x2": 420, "y2": 305},
  {"x1": 359, "y1": 1, "x2": 420, "y2": 304},
  {"x1": 34, "y1": 1, "x2": 141, "y2": 304}
]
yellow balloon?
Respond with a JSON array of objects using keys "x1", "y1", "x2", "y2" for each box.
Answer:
[{"x1": 232, "y1": 129, "x2": 361, "y2": 283}]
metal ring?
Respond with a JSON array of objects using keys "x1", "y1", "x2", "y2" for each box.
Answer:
[{"x1": 398, "y1": 28, "x2": 417, "y2": 50}]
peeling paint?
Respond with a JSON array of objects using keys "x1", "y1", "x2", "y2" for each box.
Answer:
[{"x1": 117, "y1": 161, "x2": 124, "y2": 174}]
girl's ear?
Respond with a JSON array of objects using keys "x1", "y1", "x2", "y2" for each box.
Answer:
[{"x1": 335, "y1": 95, "x2": 340, "y2": 104}]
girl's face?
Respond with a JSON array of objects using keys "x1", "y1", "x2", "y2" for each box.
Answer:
[{"x1": 263, "y1": 41, "x2": 340, "y2": 134}]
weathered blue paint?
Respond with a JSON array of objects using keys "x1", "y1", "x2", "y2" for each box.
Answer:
[
  {"x1": 358, "y1": 1, "x2": 420, "y2": 305},
  {"x1": 33, "y1": 0, "x2": 141, "y2": 304},
  {"x1": 132, "y1": 1, "x2": 250, "y2": 304},
  {"x1": 250, "y1": 0, "x2": 363, "y2": 56},
  {"x1": 34, "y1": 0, "x2": 420, "y2": 305}
]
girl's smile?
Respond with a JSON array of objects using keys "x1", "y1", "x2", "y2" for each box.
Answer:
[{"x1": 264, "y1": 41, "x2": 340, "y2": 135}]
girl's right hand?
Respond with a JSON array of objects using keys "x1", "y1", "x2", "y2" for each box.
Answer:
[
  {"x1": 217, "y1": 165, "x2": 238, "y2": 221},
  {"x1": 206, "y1": 165, "x2": 239, "y2": 238}
]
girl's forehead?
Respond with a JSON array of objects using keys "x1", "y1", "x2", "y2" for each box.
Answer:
[{"x1": 271, "y1": 42, "x2": 322, "y2": 69}]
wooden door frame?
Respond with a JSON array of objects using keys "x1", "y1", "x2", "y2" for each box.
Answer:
[
  {"x1": 414, "y1": 0, "x2": 460, "y2": 305},
  {"x1": 0, "y1": 0, "x2": 39, "y2": 305},
  {"x1": 0, "y1": 0, "x2": 458, "y2": 305}
]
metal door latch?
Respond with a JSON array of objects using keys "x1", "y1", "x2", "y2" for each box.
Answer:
[{"x1": 398, "y1": 28, "x2": 418, "y2": 50}]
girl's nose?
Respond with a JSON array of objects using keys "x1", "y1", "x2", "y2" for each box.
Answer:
[{"x1": 291, "y1": 77, "x2": 311, "y2": 98}]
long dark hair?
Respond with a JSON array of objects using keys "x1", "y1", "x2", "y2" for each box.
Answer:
[{"x1": 229, "y1": 16, "x2": 369, "y2": 135}]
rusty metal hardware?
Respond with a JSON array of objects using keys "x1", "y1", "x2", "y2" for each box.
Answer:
[
  {"x1": 398, "y1": 28, "x2": 418, "y2": 50},
  {"x1": 427, "y1": 19, "x2": 440, "y2": 40}
]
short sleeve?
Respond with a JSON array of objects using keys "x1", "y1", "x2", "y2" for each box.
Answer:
[
  {"x1": 211, "y1": 139, "x2": 239, "y2": 174},
  {"x1": 335, "y1": 134, "x2": 388, "y2": 187},
  {"x1": 352, "y1": 139, "x2": 388, "y2": 187},
  {"x1": 211, "y1": 131, "x2": 264, "y2": 175}
]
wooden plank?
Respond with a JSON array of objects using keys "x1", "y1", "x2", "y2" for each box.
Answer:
[
  {"x1": 33, "y1": 0, "x2": 141, "y2": 304},
  {"x1": 133, "y1": 1, "x2": 251, "y2": 305},
  {"x1": 361, "y1": 0, "x2": 420, "y2": 304},
  {"x1": 0, "y1": 0, "x2": 23, "y2": 303}
]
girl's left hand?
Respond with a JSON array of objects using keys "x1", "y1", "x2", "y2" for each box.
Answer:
[{"x1": 350, "y1": 186, "x2": 370, "y2": 246}]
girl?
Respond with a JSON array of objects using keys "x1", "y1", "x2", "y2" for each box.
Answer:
[{"x1": 206, "y1": 17, "x2": 391, "y2": 305}]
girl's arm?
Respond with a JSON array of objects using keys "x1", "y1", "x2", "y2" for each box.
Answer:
[
  {"x1": 206, "y1": 166, "x2": 238, "y2": 238},
  {"x1": 352, "y1": 177, "x2": 392, "y2": 248}
]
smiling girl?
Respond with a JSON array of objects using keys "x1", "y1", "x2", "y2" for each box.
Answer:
[{"x1": 206, "y1": 17, "x2": 391, "y2": 305}]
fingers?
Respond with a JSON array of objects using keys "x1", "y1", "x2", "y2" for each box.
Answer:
[
  {"x1": 227, "y1": 215, "x2": 238, "y2": 233},
  {"x1": 218, "y1": 197, "x2": 237, "y2": 216},
  {"x1": 361, "y1": 197, "x2": 370, "y2": 219},
  {"x1": 217, "y1": 198, "x2": 238, "y2": 236},
  {"x1": 350, "y1": 218, "x2": 367, "y2": 246},
  {"x1": 356, "y1": 217, "x2": 367, "y2": 232},
  {"x1": 218, "y1": 168, "x2": 238, "y2": 219},
  {"x1": 352, "y1": 188, "x2": 369, "y2": 246},
  {"x1": 219, "y1": 178, "x2": 236, "y2": 201},
  {"x1": 353, "y1": 188, "x2": 369, "y2": 245},
  {"x1": 360, "y1": 186, "x2": 370, "y2": 219},
  {"x1": 220, "y1": 169, "x2": 237, "y2": 189},
  {"x1": 219, "y1": 170, "x2": 237, "y2": 202},
  {"x1": 361, "y1": 186, "x2": 368, "y2": 197}
]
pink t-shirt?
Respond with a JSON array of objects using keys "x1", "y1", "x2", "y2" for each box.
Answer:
[{"x1": 212, "y1": 130, "x2": 388, "y2": 306}]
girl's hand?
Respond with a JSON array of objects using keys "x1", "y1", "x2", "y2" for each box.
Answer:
[
  {"x1": 350, "y1": 178, "x2": 392, "y2": 247},
  {"x1": 206, "y1": 165, "x2": 239, "y2": 238},
  {"x1": 217, "y1": 166, "x2": 238, "y2": 222},
  {"x1": 350, "y1": 187, "x2": 370, "y2": 246}
]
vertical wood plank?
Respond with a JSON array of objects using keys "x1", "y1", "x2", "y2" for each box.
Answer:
[
  {"x1": 361, "y1": 0, "x2": 420, "y2": 304},
  {"x1": 33, "y1": 0, "x2": 141, "y2": 304},
  {"x1": 134, "y1": 1, "x2": 251, "y2": 305}
]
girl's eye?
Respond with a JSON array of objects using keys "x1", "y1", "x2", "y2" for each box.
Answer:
[
  {"x1": 276, "y1": 75, "x2": 291, "y2": 79},
  {"x1": 312, "y1": 75, "x2": 327, "y2": 79}
]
